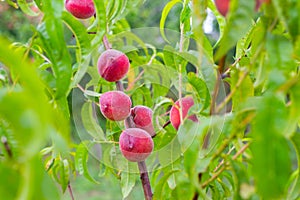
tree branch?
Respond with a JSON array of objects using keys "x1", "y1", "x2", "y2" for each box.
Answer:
[
  {"x1": 67, "y1": 182, "x2": 75, "y2": 200},
  {"x1": 201, "y1": 142, "x2": 251, "y2": 188},
  {"x1": 1, "y1": 136, "x2": 12, "y2": 158},
  {"x1": 138, "y1": 161, "x2": 153, "y2": 200},
  {"x1": 102, "y1": 35, "x2": 112, "y2": 50}
]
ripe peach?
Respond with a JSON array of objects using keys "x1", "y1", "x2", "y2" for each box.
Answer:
[
  {"x1": 170, "y1": 96, "x2": 198, "y2": 130},
  {"x1": 99, "y1": 91, "x2": 131, "y2": 121},
  {"x1": 65, "y1": 0, "x2": 95, "y2": 19},
  {"x1": 119, "y1": 128, "x2": 154, "y2": 162},
  {"x1": 125, "y1": 106, "x2": 155, "y2": 137},
  {"x1": 97, "y1": 49, "x2": 130, "y2": 82},
  {"x1": 215, "y1": 0, "x2": 270, "y2": 16},
  {"x1": 215, "y1": 0, "x2": 230, "y2": 17}
]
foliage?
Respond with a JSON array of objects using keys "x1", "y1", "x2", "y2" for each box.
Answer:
[{"x1": 0, "y1": 0, "x2": 300, "y2": 199}]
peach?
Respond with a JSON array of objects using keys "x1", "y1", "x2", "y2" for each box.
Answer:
[
  {"x1": 215, "y1": 0, "x2": 270, "y2": 17},
  {"x1": 97, "y1": 49, "x2": 130, "y2": 82},
  {"x1": 170, "y1": 96, "x2": 198, "y2": 130},
  {"x1": 125, "y1": 106, "x2": 155, "y2": 137},
  {"x1": 99, "y1": 91, "x2": 131, "y2": 121},
  {"x1": 215, "y1": 0, "x2": 230, "y2": 17},
  {"x1": 65, "y1": 0, "x2": 95, "y2": 19},
  {"x1": 119, "y1": 128, "x2": 154, "y2": 162}
]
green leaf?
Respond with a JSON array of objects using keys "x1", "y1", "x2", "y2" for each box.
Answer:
[
  {"x1": 251, "y1": 94, "x2": 291, "y2": 199},
  {"x1": 17, "y1": 0, "x2": 39, "y2": 16},
  {"x1": 207, "y1": 0, "x2": 226, "y2": 44},
  {"x1": 61, "y1": 11, "x2": 92, "y2": 87},
  {"x1": 131, "y1": 85, "x2": 153, "y2": 108},
  {"x1": 230, "y1": 160, "x2": 251, "y2": 199},
  {"x1": 170, "y1": 181, "x2": 195, "y2": 200},
  {"x1": 120, "y1": 164, "x2": 137, "y2": 199},
  {"x1": 266, "y1": 33, "x2": 296, "y2": 72},
  {"x1": 214, "y1": 0, "x2": 255, "y2": 60},
  {"x1": 160, "y1": 0, "x2": 183, "y2": 43},
  {"x1": 12, "y1": 156, "x2": 60, "y2": 200},
  {"x1": 163, "y1": 45, "x2": 176, "y2": 69},
  {"x1": 210, "y1": 180, "x2": 226, "y2": 200},
  {"x1": 289, "y1": 133, "x2": 300, "y2": 199},
  {"x1": 5, "y1": 0, "x2": 19, "y2": 8},
  {"x1": 0, "y1": 37, "x2": 59, "y2": 157},
  {"x1": 111, "y1": 31, "x2": 148, "y2": 54},
  {"x1": 188, "y1": 72, "x2": 211, "y2": 111},
  {"x1": 81, "y1": 102, "x2": 105, "y2": 141},
  {"x1": 60, "y1": 159, "x2": 70, "y2": 192},
  {"x1": 0, "y1": 162, "x2": 20, "y2": 199},
  {"x1": 37, "y1": 0, "x2": 72, "y2": 99},
  {"x1": 230, "y1": 69, "x2": 254, "y2": 111},
  {"x1": 107, "y1": 0, "x2": 127, "y2": 22},
  {"x1": 153, "y1": 169, "x2": 180, "y2": 200},
  {"x1": 92, "y1": 0, "x2": 106, "y2": 45},
  {"x1": 75, "y1": 141, "x2": 99, "y2": 184}
]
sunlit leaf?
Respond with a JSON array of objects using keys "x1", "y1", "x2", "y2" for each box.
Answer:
[
  {"x1": 75, "y1": 141, "x2": 100, "y2": 184},
  {"x1": 153, "y1": 169, "x2": 180, "y2": 200},
  {"x1": 160, "y1": 0, "x2": 182, "y2": 43},
  {"x1": 120, "y1": 162, "x2": 137, "y2": 199}
]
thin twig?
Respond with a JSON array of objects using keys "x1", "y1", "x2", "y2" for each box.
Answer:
[
  {"x1": 215, "y1": 70, "x2": 249, "y2": 113},
  {"x1": 178, "y1": 22, "x2": 185, "y2": 126},
  {"x1": 76, "y1": 84, "x2": 85, "y2": 93},
  {"x1": 116, "y1": 81, "x2": 124, "y2": 91},
  {"x1": 213, "y1": 146, "x2": 235, "y2": 173},
  {"x1": 201, "y1": 142, "x2": 251, "y2": 188},
  {"x1": 162, "y1": 120, "x2": 171, "y2": 129},
  {"x1": 1, "y1": 136, "x2": 12, "y2": 158},
  {"x1": 126, "y1": 70, "x2": 144, "y2": 91},
  {"x1": 211, "y1": 111, "x2": 255, "y2": 161},
  {"x1": 102, "y1": 35, "x2": 112, "y2": 50},
  {"x1": 221, "y1": 56, "x2": 242, "y2": 78},
  {"x1": 67, "y1": 182, "x2": 75, "y2": 200}
]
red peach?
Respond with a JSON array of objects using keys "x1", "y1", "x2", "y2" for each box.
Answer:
[
  {"x1": 215, "y1": 0, "x2": 270, "y2": 17},
  {"x1": 99, "y1": 91, "x2": 131, "y2": 121},
  {"x1": 125, "y1": 106, "x2": 155, "y2": 137},
  {"x1": 65, "y1": 0, "x2": 95, "y2": 19},
  {"x1": 119, "y1": 128, "x2": 154, "y2": 162},
  {"x1": 215, "y1": 0, "x2": 230, "y2": 17},
  {"x1": 97, "y1": 49, "x2": 130, "y2": 82},
  {"x1": 170, "y1": 97, "x2": 198, "y2": 130}
]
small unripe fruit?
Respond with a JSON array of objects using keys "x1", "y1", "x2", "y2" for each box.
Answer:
[
  {"x1": 170, "y1": 97, "x2": 198, "y2": 130},
  {"x1": 99, "y1": 91, "x2": 131, "y2": 121},
  {"x1": 125, "y1": 106, "x2": 155, "y2": 137},
  {"x1": 119, "y1": 128, "x2": 154, "y2": 162},
  {"x1": 65, "y1": 0, "x2": 95, "y2": 19},
  {"x1": 215, "y1": 0, "x2": 230, "y2": 17},
  {"x1": 97, "y1": 49, "x2": 130, "y2": 82}
]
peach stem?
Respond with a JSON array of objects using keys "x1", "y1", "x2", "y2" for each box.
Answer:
[
  {"x1": 138, "y1": 161, "x2": 153, "y2": 200},
  {"x1": 102, "y1": 35, "x2": 112, "y2": 50}
]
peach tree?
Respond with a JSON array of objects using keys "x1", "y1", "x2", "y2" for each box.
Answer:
[{"x1": 0, "y1": 0, "x2": 300, "y2": 199}]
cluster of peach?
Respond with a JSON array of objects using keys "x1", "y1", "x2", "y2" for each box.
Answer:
[{"x1": 65, "y1": 0, "x2": 198, "y2": 162}]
